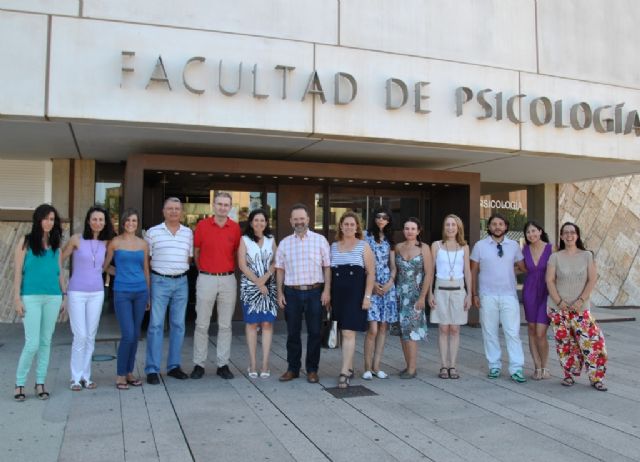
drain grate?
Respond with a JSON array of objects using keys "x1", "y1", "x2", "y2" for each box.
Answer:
[{"x1": 325, "y1": 385, "x2": 378, "y2": 399}]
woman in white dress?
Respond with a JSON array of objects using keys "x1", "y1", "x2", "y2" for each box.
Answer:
[{"x1": 238, "y1": 209, "x2": 277, "y2": 378}]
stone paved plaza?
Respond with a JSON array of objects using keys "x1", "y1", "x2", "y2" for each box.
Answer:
[{"x1": 1, "y1": 307, "x2": 639, "y2": 462}]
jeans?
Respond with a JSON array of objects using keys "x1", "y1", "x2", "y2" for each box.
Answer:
[
  {"x1": 193, "y1": 274, "x2": 237, "y2": 368},
  {"x1": 114, "y1": 290, "x2": 148, "y2": 376},
  {"x1": 67, "y1": 290, "x2": 104, "y2": 383},
  {"x1": 16, "y1": 295, "x2": 61, "y2": 386},
  {"x1": 284, "y1": 286, "x2": 323, "y2": 373},
  {"x1": 479, "y1": 294, "x2": 524, "y2": 374},
  {"x1": 145, "y1": 274, "x2": 188, "y2": 374}
]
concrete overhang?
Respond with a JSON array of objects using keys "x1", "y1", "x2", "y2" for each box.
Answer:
[{"x1": 1, "y1": 118, "x2": 639, "y2": 184}]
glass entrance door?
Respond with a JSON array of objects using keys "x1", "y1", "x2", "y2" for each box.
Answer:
[{"x1": 327, "y1": 188, "x2": 421, "y2": 242}]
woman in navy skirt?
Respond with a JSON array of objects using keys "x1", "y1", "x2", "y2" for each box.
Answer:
[{"x1": 330, "y1": 212, "x2": 375, "y2": 388}]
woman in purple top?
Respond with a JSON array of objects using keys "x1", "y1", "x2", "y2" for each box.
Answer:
[
  {"x1": 522, "y1": 221, "x2": 553, "y2": 380},
  {"x1": 61, "y1": 206, "x2": 115, "y2": 390}
]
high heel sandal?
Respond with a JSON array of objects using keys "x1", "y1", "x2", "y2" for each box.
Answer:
[
  {"x1": 337, "y1": 373, "x2": 350, "y2": 389},
  {"x1": 541, "y1": 368, "x2": 551, "y2": 379},
  {"x1": 447, "y1": 368, "x2": 460, "y2": 379},
  {"x1": 532, "y1": 368, "x2": 542, "y2": 380},
  {"x1": 35, "y1": 383, "x2": 50, "y2": 400},
  {"x1": 14, "y1": 385, "x2": 26, "y2": 402}
]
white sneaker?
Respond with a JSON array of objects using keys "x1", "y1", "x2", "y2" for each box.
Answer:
[
  {"x1": 374, "y1": 370, "x2": 389, "y2": 379},
  {"x1": 361, "y1": 370, "x2": 373, "y2": 380}
]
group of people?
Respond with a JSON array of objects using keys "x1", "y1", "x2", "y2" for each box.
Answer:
[
  {"x1": 12, "y1": 195, "x2": 608, "y2": 402},
  {"x1": 472, "y1": 214, "x2": 608, "y2": 390}
]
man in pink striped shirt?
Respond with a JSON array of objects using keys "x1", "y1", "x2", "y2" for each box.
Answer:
[{"x1": 275, "y1": 203, "x2": 331, "y2": 383}]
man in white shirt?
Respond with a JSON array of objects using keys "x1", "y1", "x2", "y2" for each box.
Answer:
[
  {"x1": 471, "y1": 213, "x2": 527, "y2": 383},
  {"x1": 144, "y1": 197, "x2": 193, "y2": 384}
]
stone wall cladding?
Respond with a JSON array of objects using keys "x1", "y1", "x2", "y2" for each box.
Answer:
[
  {"x1": 0, "y1": 221, "x2": 70, "y2": 322},
  {"x1": 559, "y1": 175, "x2": 640, "y2": 307}
]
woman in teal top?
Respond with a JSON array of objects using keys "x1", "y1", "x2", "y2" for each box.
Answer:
[{"x1": 13, "y1": 204, "x2": 66, "y2": 402}]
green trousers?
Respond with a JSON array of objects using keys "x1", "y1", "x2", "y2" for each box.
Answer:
[{"x1": 15, "y1": 295, "x2": 61, "y2": 386}]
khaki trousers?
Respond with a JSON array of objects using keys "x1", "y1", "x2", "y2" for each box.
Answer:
[{"x1": 193, "y1": 274, "x2": 237, "y2": 368}]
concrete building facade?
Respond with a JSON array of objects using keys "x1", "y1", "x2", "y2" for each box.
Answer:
[{"x1": 1, "y1": 0, "x2": 640, "y2": 320}]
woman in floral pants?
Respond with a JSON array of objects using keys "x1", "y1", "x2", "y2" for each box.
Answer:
[{"x1": 546, "y1": 222, "x2": 607, "y2": 391}]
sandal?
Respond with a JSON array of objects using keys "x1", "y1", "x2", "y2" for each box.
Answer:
[
  {"x1": 70, "y1": 382, "x2": 83, "y2": 391},
  {"x1": 35, "y1": 383, "x2": 50, "y2": 400},
  {"x1": 561, "y1": 376, "x2": 575, "y2": 387},
  {"x1": 541, "y1": 368, "x2": 551, "y2": 380},
  {"x1": 126, "y1": 378, "x2": 143, "y2": 387},
  {"x1": 532, "y1": 368, "x2": 542, "y2": 380},
  {"x1": 399, "y1": 370, "x2": 417, "y2": 379},
  {"x1": 259, "y1": 370, "x2": 271, "y2": 378},
  {"x1": 116, "y1": 382, "x2": 129, "y2": 390},
  {"x1": 14, "y1": 385, "x2": 26, "y2": 402},
  {"x1": 438, "y1": 367, "x2": 449, "y2": 379},
  {"x1": 247, "y1": 369, "x2": 259, "y2": 379},
  {"x1": 448, "y1": 368, "x2": 460, "y2": 379},
  {"x1": 81, "y1": 380, "x2": 97, "y2": 390},
  {"x1": 337, "y1": 373, "x2": 350, "y2": 389},
  {"x1": 591, "y1": 381, "x2": 608, "y2": 392}
]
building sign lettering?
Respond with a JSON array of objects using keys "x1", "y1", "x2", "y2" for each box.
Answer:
[{"x1": 120, "y1": 51, "x2": 640, "y2": 137}]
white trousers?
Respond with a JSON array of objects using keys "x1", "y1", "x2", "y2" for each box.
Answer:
[
  {"x1": 68, "y1": 290, "x2": 104, "y2": 383},
  {"x1": 479, "y1": 294, "x2": 524, "y2": 374}
]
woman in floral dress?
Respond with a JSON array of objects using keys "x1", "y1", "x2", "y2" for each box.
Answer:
[
  {"x1": 394, "y1": 217, "x2": 433, "y2": 379},
  {"x1": 362, "y1": 207, "x2": 398, "y2": 380}
]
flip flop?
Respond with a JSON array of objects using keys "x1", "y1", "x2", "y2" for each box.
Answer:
[
  {"x1": 127, "y1": 379, "x2": 143, "y2": 387},
  {"x1": 116, "y1": 382, "x2": 129, "y2": 390}
]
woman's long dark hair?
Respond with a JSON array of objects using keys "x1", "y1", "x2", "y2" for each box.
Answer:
[
  {"x1": 367, "y1": 206, "x2": 394, "y2": 245},
  {"x1": 243, "y1": 209, "x2": 273, "y2": 243},
  {"x1": 558, "y1": 222, "x2": 586, "y2": 250},
  {"x1": 82, "y1": 205, "x2": 115, "y2": 241},
  {"x1": 523, "y1": 221, "x2": 549, "y2": 245},
  {"x1": 24, "y1": 204, "x2": 62, "y2": 256}
]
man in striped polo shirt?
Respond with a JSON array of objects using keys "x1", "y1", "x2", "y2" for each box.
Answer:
[{"x1": 144, "y1": 197, "x2": 193, "y2": 385}]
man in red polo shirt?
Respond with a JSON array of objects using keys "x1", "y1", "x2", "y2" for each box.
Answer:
[{"x1": 190, "y1": 191, "x2": 241, "y2": 380}]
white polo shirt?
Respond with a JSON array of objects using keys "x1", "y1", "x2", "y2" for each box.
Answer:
[
  {"x1": 470, "y1": 236, "x2": 523, "y2": 296},
  {"x1": 145, "y1": 222, "x2": 193, "y2": 275}
]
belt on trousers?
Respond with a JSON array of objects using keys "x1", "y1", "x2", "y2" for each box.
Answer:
[
  {"x1": 286, "y1": 283, "x2": 322, "y2": 291},
  {"x1": 199, "y1": 271, "x2": 234, "y2": 276},
  {"x1": 437, "y1": 286, "x2": 461, "y2": 291},
  {"x1": 152, "y1": 270, "x2": 188, "y2": 278}
]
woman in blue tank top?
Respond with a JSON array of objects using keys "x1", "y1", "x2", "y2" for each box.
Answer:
[
  {"x1": 13, "y1": 204, "x2": 65, "y2": 402},
  {"x1": 103, "y1": 209, "x2": 150, "y2": 389}
]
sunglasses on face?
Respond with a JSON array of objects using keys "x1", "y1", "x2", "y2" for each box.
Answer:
[
  {"x1": 497, "y1": 242, "x2": 504, "y2": 258},
  {"x1": 375, "y1": 214, "x2": 389, "y2": 220}
]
